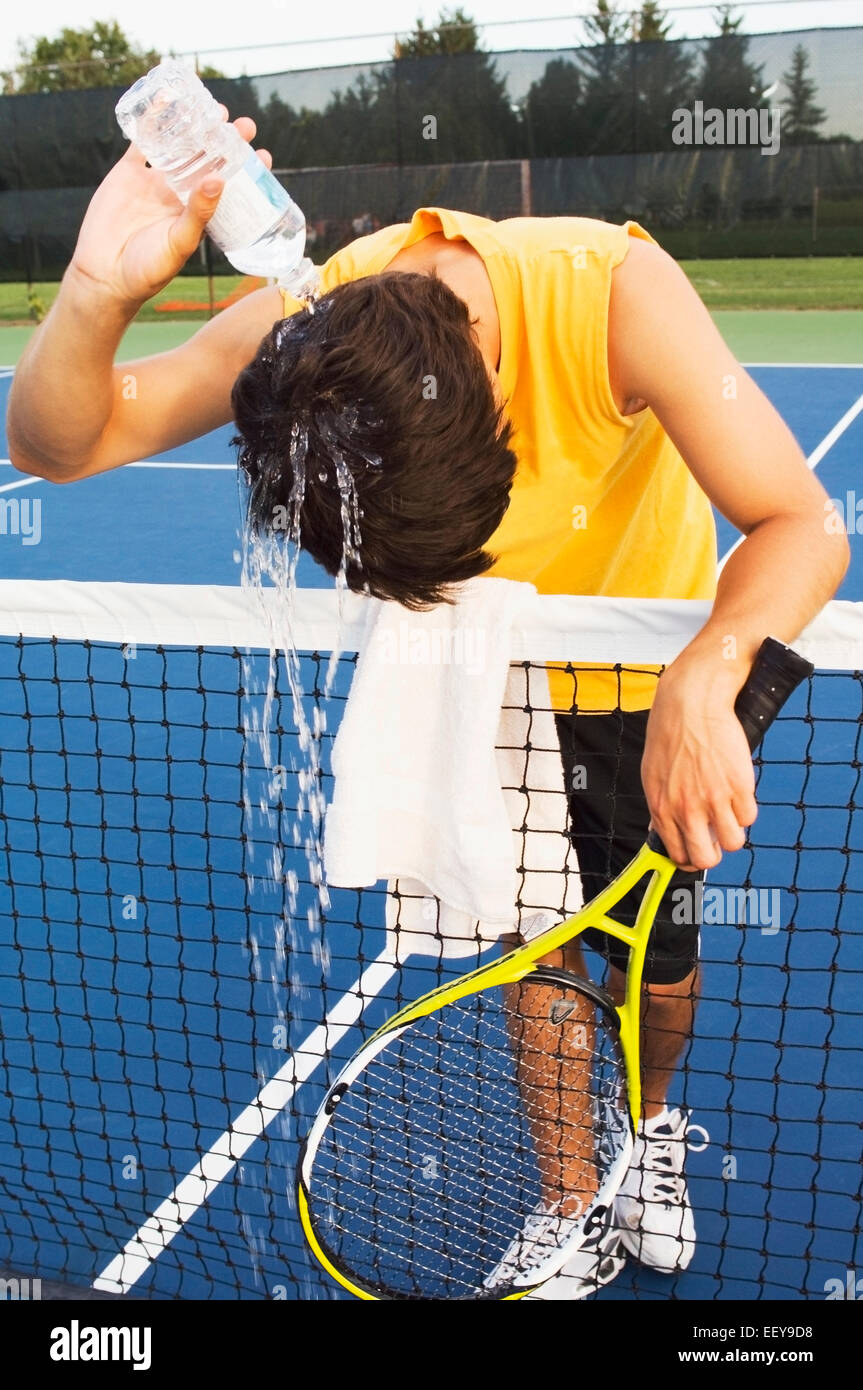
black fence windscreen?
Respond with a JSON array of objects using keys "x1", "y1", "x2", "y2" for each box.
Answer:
[{"x1": 1, "y1": 25, "x2": 861, "y2": 278}]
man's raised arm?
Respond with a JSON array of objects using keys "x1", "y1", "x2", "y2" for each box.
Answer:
[{"x1": 8, "y1": 114, "x2": 283, "y2": 483}]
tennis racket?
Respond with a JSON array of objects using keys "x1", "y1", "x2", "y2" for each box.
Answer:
[{"x1": 297, "y1": 636, "x2": 813, "y2": 1300}]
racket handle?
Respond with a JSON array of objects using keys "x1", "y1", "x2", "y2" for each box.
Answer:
[{"x1": 646, "y1": 636, "x2": 814, "y2": 858}]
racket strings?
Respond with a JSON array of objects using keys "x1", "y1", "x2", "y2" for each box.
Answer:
[
  {"x1": 305, "y1": 979, "x2": 629, "y2": 1298},
  {"x1": 319, "y1": 1103, "x2": 603, "y2": 1265},
  {"x1": 329, "y1": 1005, "x2": 608, "y2": 1187}
]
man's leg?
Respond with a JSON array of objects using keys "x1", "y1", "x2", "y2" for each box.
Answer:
[
  {"x1": 608, "y1": 965, "x2": 700, "y2": 1272},
  {"x1": 493, "y1": 935, "x2": 626, "y2": 1301},
  {"x1": 606, "y1": 963, "x2": 700, "y2": 1120},
  {"x1": 555, "y1": 708, "x2": 700, "y2": 1273}
]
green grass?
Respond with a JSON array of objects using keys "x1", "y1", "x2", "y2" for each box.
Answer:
[
  {"x1": 0, "y1": 260, "x2": 861, "y2": 323},
  {"x1": 679, "y1": 257, "x2": 863, "y2": 309},
  {"x1": 1, "y1": 259, "x2": 861, "y2": 374},
  {"x1": 0, "y1": 274, "x2": 249, "y2": 325}
]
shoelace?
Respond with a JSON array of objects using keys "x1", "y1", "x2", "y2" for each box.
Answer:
[
  {"x1": 637, "y1": 1122, "x2": 689, "y2": 1206},
  {"x1": 487, "y1": 1209, "x2": 586, "y2": 1288}
]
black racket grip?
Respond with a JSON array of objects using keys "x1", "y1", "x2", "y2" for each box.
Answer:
[{"x1": 646, "y1": 636, "x2": 814, "y2": 857}]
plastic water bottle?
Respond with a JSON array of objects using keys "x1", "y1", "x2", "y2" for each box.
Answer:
[{"x1": 115, "y1": 60, "x2": 318, "y2": 294}]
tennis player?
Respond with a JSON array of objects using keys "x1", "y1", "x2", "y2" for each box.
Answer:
[{"x1": 8, "y1": 113, "x2": 848, "y2": 1299}]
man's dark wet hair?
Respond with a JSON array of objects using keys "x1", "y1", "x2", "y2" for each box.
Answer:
[{"x1": 231, "y1": 271, "x2": 517, "y2": 610}]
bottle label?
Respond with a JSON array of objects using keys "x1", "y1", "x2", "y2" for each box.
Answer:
[{"x1": 208, "y1": 151, "x2": 289, "y2": 251}]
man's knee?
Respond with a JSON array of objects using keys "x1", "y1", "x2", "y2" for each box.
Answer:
[
  {"x1": 608, "y1": 963, "x2": 700, "y2": 999},
  {"x1": 646, "y1": 965, "x2": 699, "y2": 999}
]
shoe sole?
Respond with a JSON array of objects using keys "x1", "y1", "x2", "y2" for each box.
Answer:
[
  {"x1": 521, "y1": 1241, "x2": 627, "y2": 1301},
  {"x1": 618, "y1": 1231, "x2": 696, "y2": 1274}
]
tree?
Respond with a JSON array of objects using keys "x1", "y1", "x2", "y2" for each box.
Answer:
[
  {"x1": 366, "y1": 7, "x2": 520, "y2": 163},
  {"x1": 204, "y1": 74, "x2": 264, "y2": 127},
  {"x1": 394, "y1": 7, "x2": 479, "y2": 58},
  {"x1": 713, "y1": 3, "x2": 740, "y2": 37},
  {"x1": 780, "y1": 45, "x2": 826, "y2": 144},
  {"x1": 634, "y1": 2, "x2": 672, "y2": 42},
  {"x1": 630, "y1": 4, "x2": 697, "y2": 152},
  {"x1": 14, "y1": 20, "x2": 162, "y2": 92},
  {"x1": 698, "y1": 4, "x2": 766, "y2": 110},
  {"x1": 580, "y1": 1, "x2": 697, "y2": 155},
  {"x1": 581, "y1": 1, "x2": 630, "y2": 46},
  {"x1": 633, "y1": 48, "x2": 697, "y2": 153},
  {"x1": 576, "y1": 2, "x2": 634, "y2": 154},
  {"x1": 270, "y1": 7, "x2": 520, "y2": 168},
  {"x1": 526, "y1": 2, "x2": 695, "y2": 157},
  {"x1": 307, "y1": 75, "x2": 398, "y2": 166},
  {"x1": 524, "y1": 59, "x2": 584, "y2": 157}
]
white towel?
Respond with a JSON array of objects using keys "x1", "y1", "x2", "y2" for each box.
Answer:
[{"x1": 323, "y1": 577, "x2": 582, "y2": 959}]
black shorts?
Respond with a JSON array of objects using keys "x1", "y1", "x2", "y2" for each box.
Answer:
[{"x1": 555, "y1": 709, "x2": 701, "y2": 986}]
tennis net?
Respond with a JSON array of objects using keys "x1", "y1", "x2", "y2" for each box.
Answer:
[{"x1": 0, "y1": 580, "x2": 860, "y2": 1301}]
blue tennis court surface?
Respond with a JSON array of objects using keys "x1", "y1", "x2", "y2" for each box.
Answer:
[
  {"x1": 1, "y1": 365, "x2": 862, "y2": 596},
  {"x1": 0, "y1": 363, "x2": 861, "y2": 1301}
]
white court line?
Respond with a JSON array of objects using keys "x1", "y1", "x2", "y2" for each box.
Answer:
[
  {"x1": 805, "y1": 392, "x2": 863, "y2": 470},
  {"x1": 718, "y1": 390, "x2": 863, "y2": 572},
  {"x1": 92, "y1": 952, "x2": 398, "y2": 1295},
  {"x1": 127, "y1": 461, "x2": 235, "y2": 471},
  {"x1": 741, "y1": 362, "x2": 863, "y2": 369},
  {"x1": 0, "y1": 473, "x2": 45, "y2": 495},
  {"x1": 0, "y1": 457, "x2": 234, "y2": 473}
]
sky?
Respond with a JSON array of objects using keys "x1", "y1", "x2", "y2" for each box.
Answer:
[{"x1": 2, "y1": 0, "x2": 860, "y2": 76}]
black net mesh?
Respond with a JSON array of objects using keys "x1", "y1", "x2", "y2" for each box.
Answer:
[
  {"x1": 0, "y1": 619, "x2": 860, "y2": 1299},
  {"x1": 1, "y1": 25, "x2": 861, "y2": 280},
  {"x1": 302, "y1": 974, "x2": 628, "y2": 1300}
]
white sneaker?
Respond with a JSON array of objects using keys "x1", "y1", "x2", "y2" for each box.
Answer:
[
  {"x1": 484, "y1": 1205, "x2": 582, "y2": 1294},
  {"x1": 521, "y1": 1206, "x2": 625, "y2": 1300},
  {"x1": 614, "y1": 1107, "x2": 696, "y2": 1272}
]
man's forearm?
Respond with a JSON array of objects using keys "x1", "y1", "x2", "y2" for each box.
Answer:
[
  {"x1": 642, "y1": 512, "x2": 847, "y2": 869},
  {"x1": 683, "y1": 512, "x2": 849, "y2": 683},
  {"x1": 8, "y1": 262, "x2": 139, "y2": 481}
]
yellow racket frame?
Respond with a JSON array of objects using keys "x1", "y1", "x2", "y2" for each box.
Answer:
[{"x1": 298, "y1": 838, "x2": 679, "y2": 1301}]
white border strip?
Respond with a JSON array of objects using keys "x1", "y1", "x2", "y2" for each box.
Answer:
[
  {"x1": 0, "y1": 581, "x2": 372, "y2": 653},
  {"x1": 0, "y1": 581, "x2": 860, "y2": 670},
  {"x1": 92, "y1": 953, "x2": 398, "y2": 1295}
]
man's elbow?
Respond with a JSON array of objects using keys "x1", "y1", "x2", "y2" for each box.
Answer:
[
  {"x1": 822, "y1": 497, "x2": 852, "y2": 574},
  {"x1": 7, "y1": 434, "x2": 87, "y2": 484},
  {"x1": 833, "y1": 526, "x2": 852, "y2": 586},
  {"x1": 810, "y1": 504, "x2": 851, "y2": 599}
]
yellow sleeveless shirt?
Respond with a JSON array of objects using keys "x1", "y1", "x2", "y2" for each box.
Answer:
[{"x1": 280, "y1": 207, "x2": 717, "y2": 710}]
